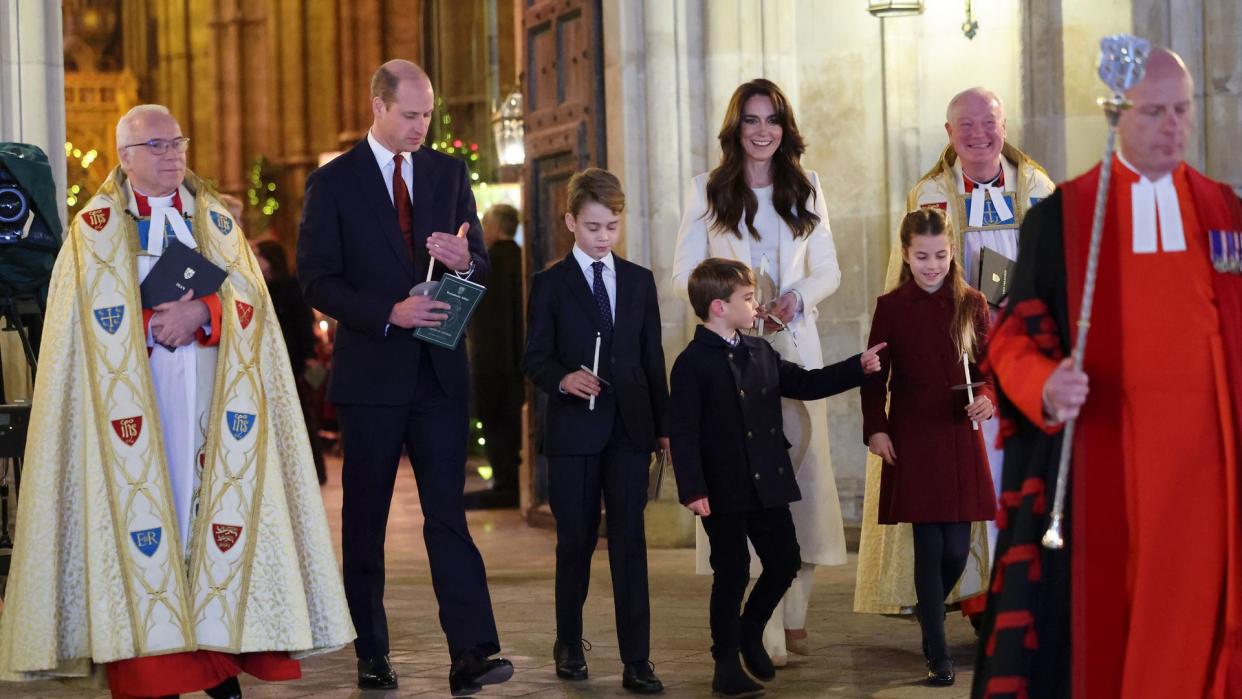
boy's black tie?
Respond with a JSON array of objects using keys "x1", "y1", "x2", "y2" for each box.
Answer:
[{"x1": 591, "y1": 260, "x2": 613, "y2": 332}]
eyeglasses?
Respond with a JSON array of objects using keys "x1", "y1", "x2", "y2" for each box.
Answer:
[{"x1": 121, "y1": 137, "x2": 190, "y2": 155}]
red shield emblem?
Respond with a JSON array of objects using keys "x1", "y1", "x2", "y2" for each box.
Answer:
[
  {"x1": 110, "y1": 416, "x2": 143, "y2": 446},
  {"x1": 212, "y1": 523, "x2": 243, "y2": 553},
  {"x1": 921, "y1": 201, "x2": 948, "y2": 211},
  {"x1": 83, "y1": 207, "x2": 111, "y2": 231},
  {"x1": 235, "y1": 300, "x2": 254, "y2": 330}
]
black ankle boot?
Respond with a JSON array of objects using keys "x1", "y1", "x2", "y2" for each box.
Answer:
[
  {"x1": 927, "y1": 656, "x2": 955, "y2": 686},
  {"x1": 205, "y1": 676, "x2": 242, "y2": 699},
  {"x1": 711, "y1": 655, "x2": 764, "y2": 698},
  {"x1": 738, "y1": 631, "x2": 775, "y2": 681}
]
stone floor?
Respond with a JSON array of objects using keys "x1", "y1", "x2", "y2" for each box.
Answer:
[{"x1": 8, "y1": 456, "x2": 977, "y2": 698}]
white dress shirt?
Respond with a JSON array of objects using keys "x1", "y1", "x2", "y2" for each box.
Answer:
[
  {"x1": 572, "y1": 244, "x2": 616, "y2": 322},
  {"x1": 368, "y1": 130, "x2": 413, "y2": 204}
]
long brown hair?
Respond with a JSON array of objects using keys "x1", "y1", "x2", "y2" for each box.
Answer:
[
  {"x1": 897, "y1": 208, "x2": 979, "y2": 359},
  {"x1": 703, "y1": 79, "x2": 819, "y2": 241}
]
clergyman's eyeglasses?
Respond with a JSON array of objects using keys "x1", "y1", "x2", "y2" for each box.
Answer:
[{"x1": 121, "y1": 137, "x2": 191, "y2": 155}]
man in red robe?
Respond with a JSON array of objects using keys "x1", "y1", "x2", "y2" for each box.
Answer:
[{"x1": 973, "y1": 47, "x2": 1242, "y2": 699}]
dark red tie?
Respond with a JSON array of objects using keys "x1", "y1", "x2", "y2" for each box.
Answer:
[{"x1": 392, "y1": 154, "x2": 413, "y2": 260}]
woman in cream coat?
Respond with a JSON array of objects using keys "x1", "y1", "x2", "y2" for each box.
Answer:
[{"x1": 672, "y1": 78, "x2": 845, "y2": 664}]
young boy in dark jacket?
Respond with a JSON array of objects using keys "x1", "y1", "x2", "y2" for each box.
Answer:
[
  {"x1": 669, "y1": 257, "x2": 883, "y2": 697},
  {"x1": 523, "y1": 168, "x2": 668, "y2": 694}
]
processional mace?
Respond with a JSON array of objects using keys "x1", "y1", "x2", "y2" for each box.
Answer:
[{"x1": 1041, "y1": 35, "x2": 1151, "y2": 550}]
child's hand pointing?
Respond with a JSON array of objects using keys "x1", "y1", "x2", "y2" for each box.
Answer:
[{"x1": 860, "y1": 342, "x2": 887, "y2": 375}]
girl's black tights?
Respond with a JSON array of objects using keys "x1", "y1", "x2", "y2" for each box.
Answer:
[{"x1": 912, "y1": 522, "x2": 972, "y2": 662}]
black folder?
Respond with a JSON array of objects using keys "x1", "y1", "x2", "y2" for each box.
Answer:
[
  {"x1": 978, "y1": 246, "x2": 1016, "y2": 308},
  {"x1": 139, "y1": 239, "x2": 227, "y2": 308}
]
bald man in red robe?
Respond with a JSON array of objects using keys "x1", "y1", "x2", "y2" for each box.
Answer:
[{"x1": 973, "y1": 47, "x2": 1242, "y2": 699}]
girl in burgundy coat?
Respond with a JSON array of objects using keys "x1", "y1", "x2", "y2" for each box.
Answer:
[{"x1": 861, "y1": 208, "x2": 995, "y2": 686}]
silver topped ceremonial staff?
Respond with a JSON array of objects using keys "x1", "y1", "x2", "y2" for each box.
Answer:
[{"x1": 1041, "y1": 35, "x2": 1151, "y2": 550}]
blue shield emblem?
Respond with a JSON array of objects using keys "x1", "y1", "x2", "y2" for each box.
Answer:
[
  {"x1": 226, "y1": 411, "x2": 256, "y2": 440},
  {"x1": 94, "y1": 305, "x2": 125, "y2": 334},
  {"x1": 211, "y1": 211, "x2": 234, "y2": 236},
  {"x1": 130, "y1": 527, "x2": 162, "y2": 557}
]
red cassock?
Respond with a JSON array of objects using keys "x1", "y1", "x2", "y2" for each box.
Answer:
[
  {"x1": 106, "y1": 651, "x2": 300, "y2": 699},
  {"x1": 862, "y1": 280, "x2": 996, "y2": 524},
  {"x1": 982, "y1": 158, "x2": 1242, "y2": 698}
]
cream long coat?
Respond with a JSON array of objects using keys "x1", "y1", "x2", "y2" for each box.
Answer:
[{"x1": 672, "y1": 171, "x2": 846, "y2": 572}]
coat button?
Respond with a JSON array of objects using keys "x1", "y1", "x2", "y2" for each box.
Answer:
[
  {"x1": 728, "y1": 353, "x2": 734, "y2": 360},
  {"x1": 769, "y1": 427, "x2": 776, "y2": 435},
  {"x1": 761, "y1": 387, "x2": 767, "y2": 395},
  {"x1": 739, "y1": 389, "x2": 745, "y2": 398},
  {"x1": 747, "y1": 431, "x2": 753, "y2": 439},
  {"x1": 753, "y1": 473, "x2": 761, "y2": 480},
  {"x1": 778, "y1": 467, "x2": 785, "y2": 474}
]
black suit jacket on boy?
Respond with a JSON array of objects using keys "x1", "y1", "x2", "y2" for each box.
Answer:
[
  {"x1": 669, "y1": 325, "x2": 865, "y2": 515},
  {"x1": 297, "y1": 140, "x2": 489, "y2": 405},
  {"x1": 523, "y1": 252, "x2": 669, "y2": 456}
]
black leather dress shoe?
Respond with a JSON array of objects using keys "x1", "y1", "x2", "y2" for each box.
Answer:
[
  {"x1": 622, "y1": 661, "x2": 664, "y2": 694},
  {"x1": 357, "y1": 655, "x2": 398, "y2": 690},
  {"x1": 927, "y1": 657, "x2": 955, "y2": 686},
  {"x1": 449, "y1": 650, "x2": 514, "y2": 696},
  {"x1": 553, "y1": 639, "x2": 589, "y2": 680},
  {"x1": 205, "y1": 676, "x2": 242, "y2": 699}
]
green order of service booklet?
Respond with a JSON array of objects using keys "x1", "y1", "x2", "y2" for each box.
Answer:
[{"x1": 412, "y1": 275, "x2": 487, "y2": 350}]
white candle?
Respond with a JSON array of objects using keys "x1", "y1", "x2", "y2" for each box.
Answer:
[
  {"x1": 589, "y1": 331, "x2": 601, "y2": 411},
  {"x1": 963, "y1": 351, "x2": 979, "y2": 431},
  {"x1": 425, "y1": 221, "x2": 471, "y2": 284},
  {"x1": 757, "y1": 255, "x2": 768, "y2": 335}
]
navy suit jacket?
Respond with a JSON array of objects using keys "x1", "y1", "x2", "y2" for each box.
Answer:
[
  {"x1": 297, "y1": 139, "x2": 489, "y2": 405},
  {"x1": 523, "y1": 252, "x2": 669, "y2": 456}
]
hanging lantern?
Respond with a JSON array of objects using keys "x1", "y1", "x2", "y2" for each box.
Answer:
[
  {"x1": 867, "y1": 0, "x2": 924, "y2": 17},
  {"x1": 492, "y1": 89, "x2": 525, "y2": 167}
]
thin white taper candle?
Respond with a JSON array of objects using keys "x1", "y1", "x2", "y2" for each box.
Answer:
[
  {"x1": 589, "y1": 331, "x2": 601, "y2": 411},
  {"x1": 963, "y1": 351, "x2": 979, "y2": 431}
]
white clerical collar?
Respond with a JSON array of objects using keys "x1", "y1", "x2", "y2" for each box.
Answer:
[
  {"x1": 1117, "y1": 152, "x2": 1185, "y2": 254},
  {"x1": 957, "y1": 160, "x2": 1013, "y2": 227},
  {"x1": 367, "y1": 130, "x2": 410, "y2": 170},
  {"x1": 572, "y1": 244, "x2": 614, "y2": 273}
]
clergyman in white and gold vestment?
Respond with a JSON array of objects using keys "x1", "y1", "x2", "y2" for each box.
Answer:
[
  {"x1": 854, "y1": 88, "x2": 1055, "y2": 617},
  {"x1": 0, "y1": 105, "x2": 353, "y2": 699}
]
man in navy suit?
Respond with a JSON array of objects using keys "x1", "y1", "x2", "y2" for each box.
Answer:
[
  {"x1": 523, "y1": 168, "x2": 669, "y2": 693},
  {"x1": 296, "y1": 59, "x2": 511, "y2": 696}
]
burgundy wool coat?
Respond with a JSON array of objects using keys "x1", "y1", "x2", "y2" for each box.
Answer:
[{"x1": 861, "y1": 278, "x2": 996, "y2": 524}]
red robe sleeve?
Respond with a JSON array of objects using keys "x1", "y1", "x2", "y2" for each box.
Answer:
[
  {"x1": 195, "y1": 293, "x2": 223, "y2": 347},
  {"x1": 987, "y1": 299, "x2": 1059, "y2": 434}
]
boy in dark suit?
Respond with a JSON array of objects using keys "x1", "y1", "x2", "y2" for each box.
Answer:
[
  {"x1": 523, "y1": 168, "x2": 668, "y2": 694},
  {"x1": 669, "y1": 258, "x2": 883, "y2": 697}
]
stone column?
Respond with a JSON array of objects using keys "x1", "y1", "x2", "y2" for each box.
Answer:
[
  {"x1": 1203, "y1": 0, "x2": 1241, "y2": 191},
  {"x1": 1021, "y1": 0, "x2": 1068, "y2": 181},
  {"x1": 603, "y1": 0, "x2": 706, "y2": 546},
  {"x1": 1132, "y1": 0, "x2": 1207, "y2": 170},
  {"x1": 0, "y1": 0, "x2": 68, "y2": 230}
]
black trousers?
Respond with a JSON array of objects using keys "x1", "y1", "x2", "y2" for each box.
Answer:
[
  {"x1": 700, "y1": 505, "x2": 801, "y2": 659},
  {"x1": 339, "y1": 352, "x2": 499, "y2": 661},
  {"x1": 546, "y1": 418, "x2": 652, "y2": 664},
  {"x1": 911, "y1": 521, "x2": 971, "y2": 661},
  {"x1": 473, "y1": 373, "x2": 523, "y2": 493}
]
